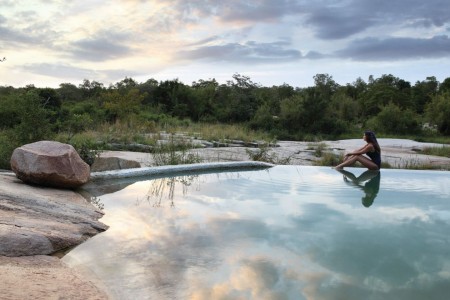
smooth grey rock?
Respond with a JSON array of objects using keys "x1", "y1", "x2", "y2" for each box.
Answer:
[
  {"x1": 0, "y1": 174, "x2": 107, "y2": 257},
  {"x1": 90, "y1": 156, "x2": 141, "y2": 172},
  {"x1": 10, "y1": 140, "x2": 90, "y2": 189}
]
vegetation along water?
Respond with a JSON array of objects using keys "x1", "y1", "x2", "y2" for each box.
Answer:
[{"x1": 1, "y1": 73, "x2": 449, "y2": 169}]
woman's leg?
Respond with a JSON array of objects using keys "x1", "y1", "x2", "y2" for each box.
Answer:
[{"x1": 335, "y1": 155, "x2": 379, "y2": 170}]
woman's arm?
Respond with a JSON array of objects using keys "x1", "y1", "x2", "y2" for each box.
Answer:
[{"x1": 346, "y1": 143, "x2": 374, "y2": 156}]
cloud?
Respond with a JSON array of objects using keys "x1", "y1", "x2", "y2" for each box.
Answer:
[
  {"x1": 304, "y1": 51, "x2": 326, "y2": 59},
  {"x1": 0, "y1": 18, "x2": 55, "y2": 46},
  {"x1": 20, "y1": 63, "x2": 101, "y2": 79},
  {"x1": 303, "y1": 0, "x2": 450, "y2": 39},
  {"x1": 2, "y1": 0, "x2": 450, "y2": 88},
  {"x1": 304, "y1": 8, "x2": 375, "y2": 40},
  {"x1": 69, "y1": 33, "x2": 134, "y2": 61},
  {"x1": 336, "y1": 35, "x2": 450, "y2": 61},
  {"x1": 20, "y1": 63, "x2": 142, "y2": 82},
  {"x1": 215, "y1": 0, "x2": 303, "y2": 24},
  {"x1": 178, "y1": 40, "x2": 302, "y2": 63},
  {"x1": 161, "y1": 0, "x2": 450, "y2": 41},
  {"x1": 0, "y1": 0, "x2": 15, "y2": 7},
  {"x1": 186, "y1": 35, "x2": 221, "y2": 47},
  {"x1": 0, "y1": 26, "x2": 38, "y2": 45}
]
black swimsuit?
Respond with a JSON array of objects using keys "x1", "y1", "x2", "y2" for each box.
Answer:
[{"x1": 366, "y1": 150, "x2": 381, "y2": 169}]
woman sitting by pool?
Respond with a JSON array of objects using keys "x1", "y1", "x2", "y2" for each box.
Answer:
[{"x1": 335, "y1": 130, "x2": 381, "y2": 170}]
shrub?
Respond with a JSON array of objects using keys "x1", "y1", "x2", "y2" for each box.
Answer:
[
  {"x1": 426, "y1": 92, "x2": 450, "y2": 135},
  {"x1": 307, "y1": 142, "x2": 328, "y2": 157},
  {"x1": 0, "y1": 131, "x2": 17, "y2": 170},
  {"x1": 421, "y1": 145, "x2": 450, "y2": 157},
  {"x1": 246, "y1": 145, "x2": 292, "y2": 164},
  {"x1": 366, "y1": 103, "x2": 421, "y2": 134},
  {"x1": 314, "y1": 152, "x2": 343, "y2": 167},
  {"x1": 67, "y1": 134, "x2": 102, "y2": 166},
  {"x1": 151, "y1": 135, "x2": 202, "y2": 166}
]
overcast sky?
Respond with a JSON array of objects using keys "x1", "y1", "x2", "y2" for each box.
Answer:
[{"x1": 1, "y1": 0, "x2": 450, "y2": 88}]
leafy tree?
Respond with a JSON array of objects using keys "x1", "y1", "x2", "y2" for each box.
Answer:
[
  {"x1": 313, "y1": 73, "x2": 339, "y2": 101},
  {"x1": 346, "y1": 77, "x2": 368, "y2": 100},
  {"x1": 253, "y1": 84, "x2": 294, "y2": 119},
  {"x1": 329, "y1": 89, "x2": 360, "y2": 123},
  {"x1": 366, "y1": 102, "x2": 420, "y2": 134},
  {"x1": 102, "y1": 88, "x2": 145, "y2": 123},
  {"x1": 0, "y1": 85, "x2": 15, "y2": 97},
  {"x1": 113, "y1": 77, "x2": 138, "y2": 91},
  {"x1": 191, "y1": 79, "x2": 218, "y2": 121},
  {"x1": 79, "y1": 79, "x2": 105, "y2": 98},
  {"x1": 279, "y1": 94, "x2": 305, "y2": 133},
  {"x1": 138, "y1": 78, "x2": 159, "y2": 106},
  {"x1": 249, "y1": 103, "x2": 276, "y2": 131},
  {"x1": 224, "y1": 73, "x2": 261, "y2": 122},
  {"x1": 57, "y1": 83, "x2": 83, "y2": 102},
  {"x1": 152, "y1": 79, "x2": 187, "y2": 113},
  {"x1": 411, "y1": 77, "x2": 438, "y2": 114},
  {"x1": 211, "y1": 74, "x2": 261, "y2": 123},
  {"x1": 426, "y1": 92, "x2": 450, "y2": 135},
  {"x1": 36, "y1": 87, "x2": 61, "y2": 109},
  {"x1": 439, "y1": 77, "x2": 450, "y2": 93},
  {"x1": 359, "y1": 74, "x2": 412, "y2": 118}
]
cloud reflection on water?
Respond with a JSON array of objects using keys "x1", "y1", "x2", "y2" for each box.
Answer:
[{"x1": 66, "y1": 166, "x2": 450, "y2": 299}]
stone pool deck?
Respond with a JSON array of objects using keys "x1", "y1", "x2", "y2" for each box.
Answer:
[{"x1": 0, "y1": 138, "x2": 449, "y2": 299}]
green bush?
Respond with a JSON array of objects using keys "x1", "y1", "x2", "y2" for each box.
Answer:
[
  {"x1": 7, "y1": 91, "x2": 54, "y2": 144},
  {"x1": 0, "y1": 91, "x2": 56, "y2": 169},
  {"x1": 422, "y1": 145, "x2": 450, "y2": 157},
  {"x1": 246, "y1": 145, "x2": 292, "y2": 164},
  {"x1": 67, "y1": 134, "x2": 102, "y2": 166},
  {"x1": 366, "y1": 103, "x2": 421, "y2": 134},
  {"x1": 248, "y1": 104, "x2": 276, "y2": 131},
  {"x1": 147, "y1": 133, "x2": 201, "y2": 166},
  {"x1": 0, "y1": 131, "x2": 17, "y2": 170},
  {"x1": 426, "y1": 92, "x2": 450, "y2": 135},
  {"x1": 314, "y1": 152, "x2": 343, "y2": 167}
]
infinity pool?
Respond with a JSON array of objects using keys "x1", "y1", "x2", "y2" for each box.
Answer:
[{"x1": 64, "y1": 166, "x2": 450, "y2": 300}]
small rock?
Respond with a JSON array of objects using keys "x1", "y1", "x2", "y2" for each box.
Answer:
[{"x1": 91, "y1": 157, "x2": 141, "y2": 172}]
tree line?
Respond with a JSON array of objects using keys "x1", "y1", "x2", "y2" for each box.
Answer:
[{"x1": 0, "y1": 73, "x2": 449, "y2": 148}]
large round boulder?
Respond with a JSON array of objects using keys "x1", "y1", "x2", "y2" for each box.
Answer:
[{"x1": 10, "y1": 141, "x2": 90, "y2": 188}]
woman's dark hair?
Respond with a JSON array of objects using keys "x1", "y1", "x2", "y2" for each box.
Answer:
[{"x1": 364, "y1": 130, "x2": 381, "y2": 153}]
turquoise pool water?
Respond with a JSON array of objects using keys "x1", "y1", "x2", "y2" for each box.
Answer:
[{"x1": 64, "y1": 166, "x2": 450, "y2": 300}]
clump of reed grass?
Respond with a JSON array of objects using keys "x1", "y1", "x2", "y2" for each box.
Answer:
[
  {"x1": 421, "y1": 146, "x2": 450, "y2": 158},
  {"x1": 391, "y1": 157, "x2": 447, "y2": 170},
  {"x1": 167, "y1": 122, "x2": 273, "y2": 143},
  {"x1": 307, "y1": 142, "x2": 328, "y2": 157},
  {"x1": 151, "y1": 136, "x2": 202, "y2": 166},
  {"x1": 313, "y1": 152, "x2": 343, "y2": 167},
  {"x1": 380, "y1": 161, "x2": 392, "y2": 169},
  {"x1": 246, "y1": 145, "x2": 292, "y2": 164}
]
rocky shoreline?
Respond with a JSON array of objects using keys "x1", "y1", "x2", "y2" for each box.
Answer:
[
  {"x1": 100, "y1": 138, "x2": 450, "y2": 170},
  {"x1": 0, "y1": 173, "x2": 109, "y2": 299},
  {"x1": 0, "y1": 138, "x2": 449, "y2": 299}
]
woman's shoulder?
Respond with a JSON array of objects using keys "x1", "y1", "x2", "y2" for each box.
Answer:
[{"x1": 366, "y1": 143, "x2": 376, "y2": 151}]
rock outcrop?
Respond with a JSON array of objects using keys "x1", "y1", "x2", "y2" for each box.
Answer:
[
  {"x1": 90, "y1": 156, "x2": 141, "y2": 172},
  {"x1": 10, "y1": 140, "x2": 90, "y2": 189},
  {"x1": 0, "y1": 174, "x2": 107, "y2": 257}
]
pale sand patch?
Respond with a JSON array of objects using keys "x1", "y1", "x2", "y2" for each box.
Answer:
[{"x1": 0, "y1": 255, "x2": 110, "y2": 300}]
